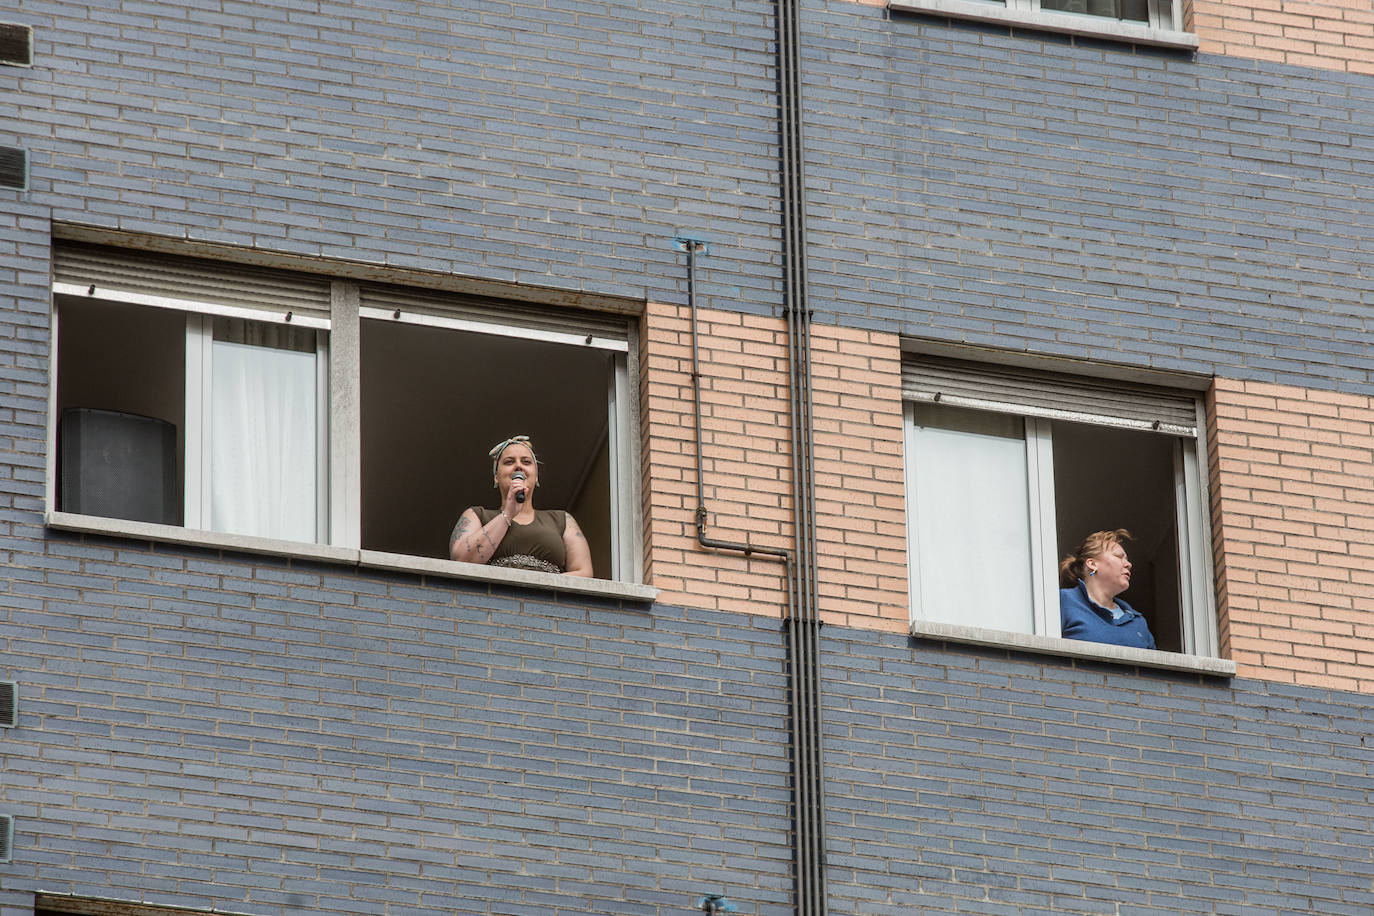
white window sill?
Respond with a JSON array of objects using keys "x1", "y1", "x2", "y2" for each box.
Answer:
[
  {"x1": 46, "y1": 510, "x2": 659, "y2": 604},
  {"x1": 888, "y1": 0, "x2": 1199, "y2": 51},
  {"x1": 910, "y1": 619, "x2": 1235, "y2": 676}
]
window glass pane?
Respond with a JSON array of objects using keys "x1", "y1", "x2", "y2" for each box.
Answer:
[
  {"x1": 212, "y1": 316, "x2": 316, "y2": 352},
  {"x1": 1050, "y1": 420, "x2": 1181, "y2": 651},
  {"x1": 1040, "y1": 0, "x2": 1149, "y2": 21},
  {"x1": 911, "y1": 405, "x2": 1035, "y2": 632},
  {"x1": 55, "y1": 298, "x2": 184, "y2": 524},
  {"x1": 210, "y1": 320, "x2": 318, "y2": 542}
]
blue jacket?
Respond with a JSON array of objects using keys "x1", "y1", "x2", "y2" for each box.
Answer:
[{"x1": 1059, "y1": 579, "x2": 1156, "y2": 650}]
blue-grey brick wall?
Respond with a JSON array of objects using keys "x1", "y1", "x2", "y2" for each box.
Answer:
[
  {"x1": 823, "y1": 627, "x2": 1374, "y2": 916},
  {"x1": 0, "y1": 534, "x2": 794, "y2": 916},
  {"x1": 803, "y1": 2, "x2": 1374, "y2": 394},
  {"x1": 5, "y1": 535, "x2": 1373, "y2": 916},
  {"x1": 11, "y1": 1, "x2": 1374, "y2": 389},
  {"x1": 0, "y1": 196, "x2": 50, "y2": 546},
  {"x1": 1, "y1": 0, "x2": 783, "y2": 313}
]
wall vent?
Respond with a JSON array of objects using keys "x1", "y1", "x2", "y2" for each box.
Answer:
[
  {"x1": 0, "y1": 23, "x2": 32, "y2": 66},
  {"x1": 0, "y1": 680, "x2": 14, "y2": 727},
  {"x1": 0, "y1": 147, "x2": 26, "y2": 190},
  {"x1": 0, "y1": 814, "x2": 11, "y2": 863}
]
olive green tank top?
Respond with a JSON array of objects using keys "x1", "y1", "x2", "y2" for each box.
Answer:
[{"x1": 473, "y1": 507, "x2": 568, "y2": 574}]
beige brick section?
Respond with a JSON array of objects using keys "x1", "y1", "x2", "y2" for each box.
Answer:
[
  {"x1": 1209, "y1": 377, "x2": 1374, "y2": 692},
  {"x1": 811, "y1": 325, "x2": 909, "y2": 632},
  {"x1": 1190, "y1": 0, "x2": 1374, "y2": 74},
  {"x1": 640, "y1": 304, "x2": 909, "y2": 629},
  {"x1": 640, "y1": 302, "x2": 793, "y2": 617}
]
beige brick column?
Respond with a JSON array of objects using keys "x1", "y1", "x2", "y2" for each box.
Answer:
[
  {"x1": 811, "y1": 326, "x2": 909, "y2": 632},
  {"x1": 1189, "y1": 0, "x2": 1374, "y2": 73},
  {"x1": 1210, "y1": 377, "x2": 1374, "y2": 691},
  {"x1": 640, "y1": 304, "x2": 910, "y2": 629},
  {"x1": 640, "y1": 302, "x2": 793, "y2": 616}
]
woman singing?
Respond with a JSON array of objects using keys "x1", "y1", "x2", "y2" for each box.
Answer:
[{"x1": 448, "y1": 435, "x2": 594, "y2": 577}]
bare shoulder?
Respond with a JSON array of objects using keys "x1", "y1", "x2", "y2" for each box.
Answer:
[{"x1": 450, "y1": 507, "x2": 482, "y2": 545}]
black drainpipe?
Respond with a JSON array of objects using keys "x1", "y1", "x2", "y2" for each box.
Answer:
[
  {"x1": 680, "y1": 0, "x2": 826, "y2": 902},
  {"x1": 775, "y1": 0, "x2": 827, "y2": 909}
]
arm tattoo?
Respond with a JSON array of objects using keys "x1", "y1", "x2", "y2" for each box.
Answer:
[
  {"x1": 452, "y1": 511, "x2": 505, "y2": 562},
  {"x1": 450, "y1": 515, "x2": 472, "y2": 550}
]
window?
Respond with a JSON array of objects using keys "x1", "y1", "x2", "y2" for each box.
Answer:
[
  {"x1": 53, "y1": 248, "x2": 330, "y2": 543},
  {"x1": 887, "y1": 0, "x2": 1195, "y2": 50},
  {"x1": 903, "y1": 356, "x2": 1216, "y2": 656},
  {"x1": 355, "y1": 285, "x2": 634, "y2": 581},
  {"x1": 1011, "y1": 0, "x2": 1167, "y2": 26},
  {"x1": 49, "y1": 243, "x2": 640, "y2": 584}
]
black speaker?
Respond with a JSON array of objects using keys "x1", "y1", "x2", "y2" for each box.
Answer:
[{"x1": 58, "y1": 407, "x2": 179, "y2": 525}]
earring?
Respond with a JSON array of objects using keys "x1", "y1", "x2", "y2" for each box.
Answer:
[{"x1": 1089, "y1": 568, "x2": 1096, "y2": 577}]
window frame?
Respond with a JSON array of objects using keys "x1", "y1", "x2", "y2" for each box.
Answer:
[
  {"x1": 1006, "y1": 0, "x2": 1174, "y2": 31},
  {"x1": 51, "y1": 280, "x2": 332, "y2": 543},
  {"x1": 902, "y1": 356, "x2": 1221, "y2": 664},
  {"x1": 352, "y1": 301, "x2": 638, "y2": 583},
  {"x1": 887, "y1": 0, "x2": 1198, "y2": 51},
  {"x1": 46, "y1": 244, "x2": 650, "y2": 598}
]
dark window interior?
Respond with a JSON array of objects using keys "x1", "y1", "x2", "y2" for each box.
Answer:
[
  {"x1": 360, "y1": 318, "x2": 618, "y2": 576},
  {"x1": 55, "y1": 297, "x2": 185, "y2": 523},
  {"x1": 1051, "y1": 420, "x2": 1183, "y2": 652},
  {"x1": 54, "y1": 298, "x2": 625, "y2": 576}
]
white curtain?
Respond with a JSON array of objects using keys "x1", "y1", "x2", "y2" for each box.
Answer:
[
  {"x1": 911, "y1": 406, "x2": 1035, "y2": 633},
  {"x1": 210, "y1": 338, "x2": 316, "y2": 542}
]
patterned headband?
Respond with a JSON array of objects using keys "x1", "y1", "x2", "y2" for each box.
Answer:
[{"x1": 489, "y1": 435, "x2": 538, "y2": 477}]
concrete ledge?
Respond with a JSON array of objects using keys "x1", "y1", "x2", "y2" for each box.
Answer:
[
  {"x1": 47, "y1": 510, "x2": 359, "y2": 564},
  {"x1": 47, "y1": 511, "x2": 659, "y2": 604},
  {"x1": 889, "y1": 0, "x2": 1200, "y2": 51},
  {"x1": 360, "y1": 548, "x2": 659, "y2": 602},
  {"x1": 910, "y1": 619, "x2": 1236, "y2": 676}
]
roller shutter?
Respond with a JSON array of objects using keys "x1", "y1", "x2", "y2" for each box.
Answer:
[
  {"x1": 903, "y1": 356, "x2": 1199, "y2": 437},
  {"x1": 52, "y1": 243, "x2": 332, "y2": 324}
]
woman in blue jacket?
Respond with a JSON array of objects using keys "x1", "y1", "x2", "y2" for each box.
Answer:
[{"x1": 1058, "y1": 529, "x2": 1156, "y2": 650}]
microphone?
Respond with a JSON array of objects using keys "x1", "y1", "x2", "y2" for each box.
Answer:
[{"x1": 512, "y1": 469, "x2": 527, "y2": 503}]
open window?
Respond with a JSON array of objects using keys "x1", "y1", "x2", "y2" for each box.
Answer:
[
  {"x1": 53, "y1": 246, "x2": 330, "y2": 543},
  {"x1": 887, "y1": 0, "x2": 1194, "y2": 50},
  {"x1": 356, "y1": 285, "x2": 634, "y2": 580},
  {"x1": 1026, "y1": 0, "x2": 1174, "y2": 27},
  {"x1": 49, "y1": 243, "x2": 640, "y2": 584},
  {"x1": 903, "y1": 356, "x2": 1216, "y2": 656}
]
